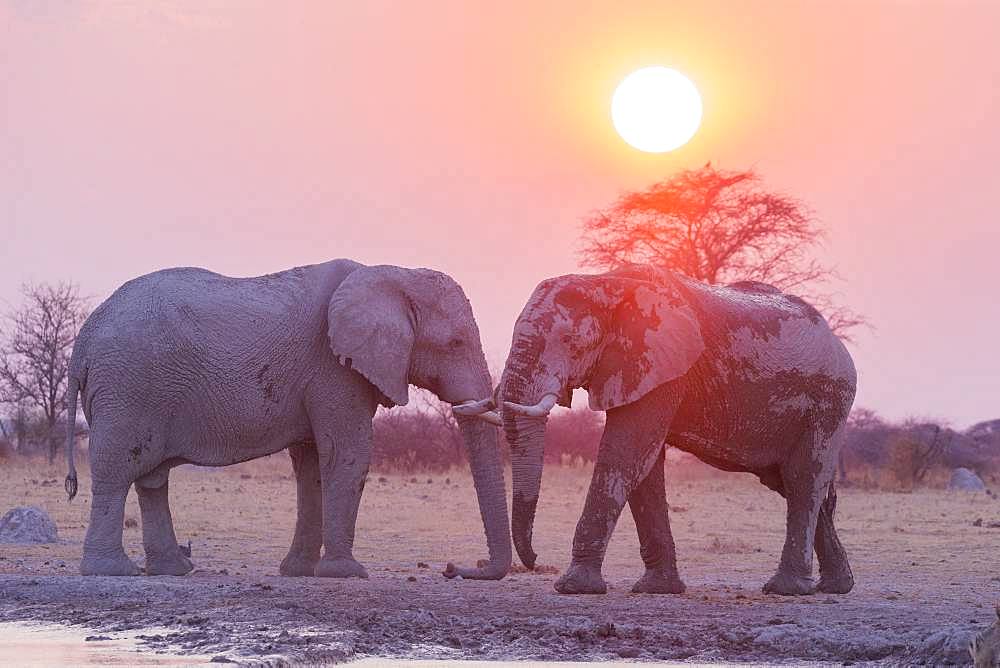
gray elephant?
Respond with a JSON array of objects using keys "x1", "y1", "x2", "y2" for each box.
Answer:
[
  {"x1": 63, "y1": 260, "x2": 510, "y2": 580},
  {"x1": 494, "y1": 264, "x2": 857, "y2": 596}
]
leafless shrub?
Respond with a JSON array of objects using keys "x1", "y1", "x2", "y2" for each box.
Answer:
[{"x1": 371, "y1": 389, "x2": 464, "y2": 472}]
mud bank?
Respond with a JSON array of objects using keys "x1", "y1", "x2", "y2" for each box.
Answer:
[{"x1": 0, "y1": 573, "x2": 988, "y2": 665}]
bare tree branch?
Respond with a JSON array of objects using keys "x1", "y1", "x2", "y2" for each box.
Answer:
[
  {"x1": 579, "y1": 164, "x2": 867, "y2": 340},
  {"x1": 0, "y1": 282, "x2": 90, "y2": 462}
]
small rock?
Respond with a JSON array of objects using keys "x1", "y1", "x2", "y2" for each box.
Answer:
[
  {"x1": 210, "y1": 657, "x2": 236, "y2": 664},
  {"x1": 974, "y1": 518, "x2": 984, "y2": 527},
  {"x1": 407, "y1": 576, "x2": 417, "y2": 582},
  {"x1": 950, "y1": 468, "x2": 986, "y2": 492},
  {"x1": 84, "y1": 635, "x2": 112, "y2": 642},
  {"x1": 616, "y1": 646, "x2": 641, "y2": 658},
  {"x1": 378, "y1": 477, "x2": 388, "y2": 483},
  {"x1": 240, "y1": 473, "x2": 252, "y2": 479},
  {"x1": 0, "y1": 506, "x2": 59, "y2": 544},
  {"x1": 417, "y1": 562, "x2": 429, "y2": 569},
  {"x1": 409, "y1": 477, "x2": 418, "y2": 483}
]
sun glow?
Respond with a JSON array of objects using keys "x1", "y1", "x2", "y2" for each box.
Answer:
[{"x1": 612, "y1": 67, "x2": 703, "y2": 153}]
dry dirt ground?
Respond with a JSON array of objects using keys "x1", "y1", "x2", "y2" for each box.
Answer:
[{"x1": 1, "y1": 454, "x2": 998, "y2": 665}]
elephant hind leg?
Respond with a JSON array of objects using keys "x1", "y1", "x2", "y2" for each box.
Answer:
[
  {"x1": 758, "y1": 462, "x2": 853, "y2": 594},
  {"x1": 814, "y1": 483, "x2": 854, "y2": 593},
  {"x1": 81, "y1": 483, "x2": 140, "y2": 576},
  {"x1": 136, "y1": 468, "x2": 193, "y2": 576},
  {"x1": 763, "y1": 425, "x2": 839, "y2": 596}
]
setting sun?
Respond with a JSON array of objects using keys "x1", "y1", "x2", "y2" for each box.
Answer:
[{"x1": 611, "y1": 66, "x2": 703, "y2": 153}]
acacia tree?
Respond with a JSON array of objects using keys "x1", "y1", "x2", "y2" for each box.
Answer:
[
  {"x1": 580, "y1": 164, "x2": 865, "y2": 339},
  {"x1": 0, "y1": 282, "x2": 89, "y2": 462}
]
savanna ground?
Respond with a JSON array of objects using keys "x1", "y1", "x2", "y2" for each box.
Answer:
[{"x1": 0, "y1": 453, "x2": 998, "y2": 665}]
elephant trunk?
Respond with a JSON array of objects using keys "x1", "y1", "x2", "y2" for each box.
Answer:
[
  {"x1": 500, "y1": 352, "x2": 558, "y2": 571},
  {"x1": 442, "y1": 415, "x2": 512, "y2": 580},
  {"x1": 507, "y1": 415, "x2": 547, "y2": 570}
]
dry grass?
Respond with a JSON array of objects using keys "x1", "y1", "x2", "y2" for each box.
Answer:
[{"x1": 1, "y1": 452, "x2": 997, "y2": 596}]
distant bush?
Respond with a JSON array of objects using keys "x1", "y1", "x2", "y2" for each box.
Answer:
[
  {"x1": 370, "y1": 390, "x2": 604, "y2": 472},
  {"x1": 841, "y1": 409, "x2": 1000, "y2": 489},
  {"x1": 540, "y1": 409, "x2": 604, "y2": 465},
  {"x1": 0, "y1": 408, "x2": 85, "y2": 458},
  {"x1": 372, "y1": 400, "x2": 464, "y2": 472},
  {"x1": 0, "y1": 437, "x2": 14, "y2": 460}
]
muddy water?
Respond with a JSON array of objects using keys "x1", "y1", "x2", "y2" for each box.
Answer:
[
  {"x1": 352, "y1": 662, "x2": 695, "y2": 667},
  {"x1": 0, "y1": 621, "x2": 213, "y2": 666},
  {"x1": 0, "y1": 619, "x2": 702, "y2": 667},
  {"x1": 0, "y1": 620, "x2": 704, "y2": 667}
]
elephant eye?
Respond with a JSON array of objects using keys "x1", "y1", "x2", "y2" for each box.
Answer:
[{"x1": 449, "y1": 338, "x2": 464, "y2": 349}]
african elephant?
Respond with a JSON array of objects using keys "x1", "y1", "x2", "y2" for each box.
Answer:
[
  {"x1": 494, "y1": 264, "x2": 857, "y2": 596},
  {"x1": 63, "y1": 260, "x2": 510, "y2": 580}
]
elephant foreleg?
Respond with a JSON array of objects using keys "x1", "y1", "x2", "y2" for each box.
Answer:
[
  {"x1": 628, "y1": 446, "x2": 685, "y2": 594},
  {"x1": 311, "y1": 405, "x2": 374, "y2": 579},
  {"x1": 280, "y1": 442, "x2": 324, "y2": 576},
  {"x1": 136, "y1": 470, "x2": 193, "y2": 576},
  {"x1": 554, "y1": 385, "x2": 680, "y2": 595}
]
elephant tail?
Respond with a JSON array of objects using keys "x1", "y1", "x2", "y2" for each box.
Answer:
[{"x1": 64, "y1": 374, "x2": 80, "y2": 501}]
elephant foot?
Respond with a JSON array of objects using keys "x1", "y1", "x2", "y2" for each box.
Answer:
[
  {"x1": 314, "y1": 556, "x2": 369, "y2": 579},
  {"x1": 554, "y1": 563, "x2": 607, "y2": 595},
  {"x1": 763, "y1": 571, "x2": 815, "y2": 596},
  {"x1": 145, "y1": 549, "x2": 194, "y2": 576},
  {"x1": 279, "y1": 551, "x2": 320, "y2": 577},
  {"x1": 80, "y1": 551, "x2": 141, "y2": 576},
  {"x1": 631, "y1": 568, "x2": 686, "y2": 595},
  {"x1": 816, "y1": 571, "x2": 854, "y2": 594}
]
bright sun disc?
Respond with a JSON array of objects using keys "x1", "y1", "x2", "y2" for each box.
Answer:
[{"x1": 612, "y1": 67, "x2": 703, "y2": 153}]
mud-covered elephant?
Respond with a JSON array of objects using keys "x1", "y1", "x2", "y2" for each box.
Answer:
[
  {"x1": 64, "y1": 260, "x2": 511, "y2": 580},
  {"x1": 494, "y1": 264, "x2": 857, "y2": 596}
]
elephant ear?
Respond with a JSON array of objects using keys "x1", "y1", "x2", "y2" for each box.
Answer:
[
  {"x1": 586, "y1": 278, "x2": 704, "y2": 411},
  {"x1": 327, "y1": 267, "x2": 414, "y2": 407}
]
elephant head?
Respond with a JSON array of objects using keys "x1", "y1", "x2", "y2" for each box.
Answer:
[
  {"x1": 327, "y1": 265, "x2": 510, "y2": 579},
  {"x1": 497, "y1": 268, "x2": 704, "y2": 569}
]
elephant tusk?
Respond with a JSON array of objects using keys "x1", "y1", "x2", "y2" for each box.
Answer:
[
  {"x1": 503, "y1": 393, "x2": 558, "y2": 418},
  {"x1": 452, "y1": 400, "x2": 502, "y2": 426},
  {"x1": 475, "y1": 410, "x2": 502, "y2": 426},
  {"x1": 451, "y1": 398, "x2": 495, "y2": 416}
]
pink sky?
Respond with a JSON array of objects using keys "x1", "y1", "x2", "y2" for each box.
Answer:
[{"x1": 3, "y1": 1, "x2": 998, "y2": 427}]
